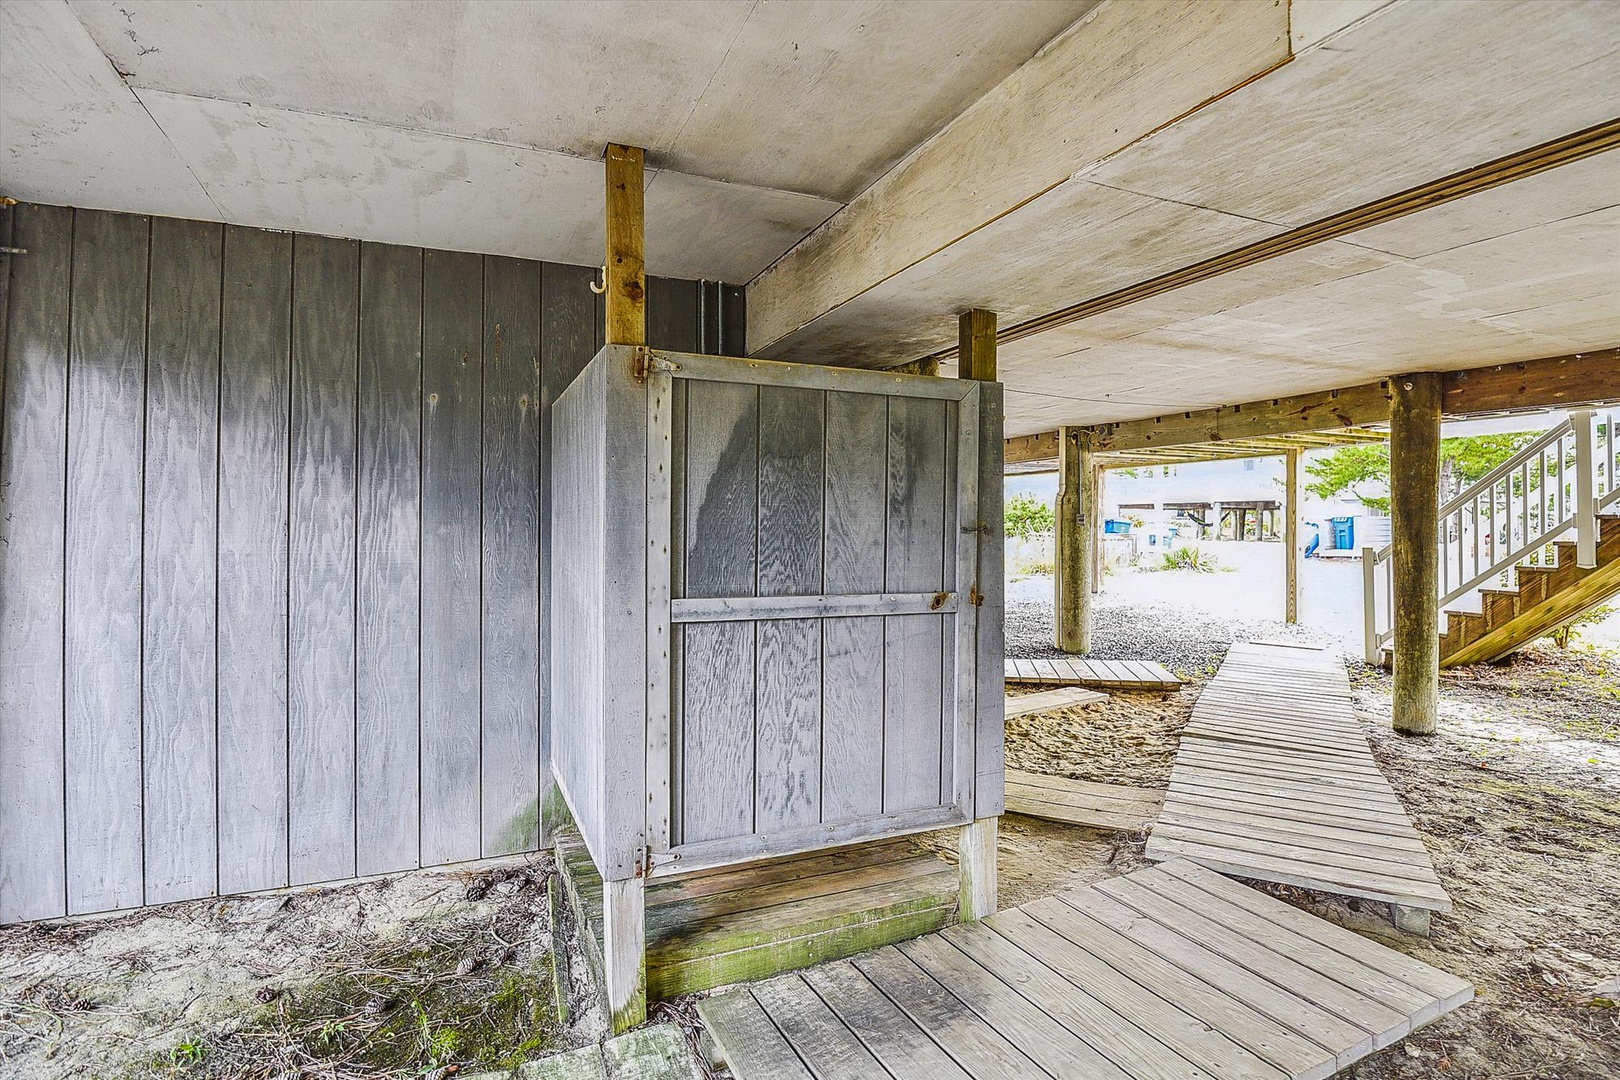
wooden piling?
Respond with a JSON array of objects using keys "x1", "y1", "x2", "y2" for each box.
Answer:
[
  {"x1": 1390, "y1": 372, "x2": 1442, "y2": 735},
  {"x1": 1055, "y1": 427, "x2": 1092, "y2": 652},
  {"x1": 1286, "y1": 448, "x2": 1302, "y2": 624},
  {"x1": 604, "y1": 143, "x2": 646, "y2": 348}
]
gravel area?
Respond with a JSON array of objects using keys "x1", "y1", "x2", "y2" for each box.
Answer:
[{"x1": 1006, "y1": 594, "x2": 1330, "y2": 679}]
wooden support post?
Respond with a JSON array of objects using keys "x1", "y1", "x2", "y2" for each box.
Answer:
[
  {"x1": 957, "y1": 308, "x2": 999, "y2": 921},
  {"x1": 604, "y1": 143, "x2": 646, "y2": 347},
  {"x1": 1090, "y1": 464, "x2": 1104, "y2": 595},
  {"x1": 602, "y1": 877, "x2": 647, "y2": 1033},
  {"x1": 1055, "y1": 427, "x2": 1092, "y2": 652},
  {"x1": 1286, "y1": 449, "x2": 1302, "y2": 624},
  {"x1": 1391, "y1": 372, "x2": 1442, "y2": 736},
  {"x1": 957, "y1": 816, "x2": 997, "y2": 921},
  {"x1": 1211, "y1": 502, "x2": 1223, "y2": 540}
]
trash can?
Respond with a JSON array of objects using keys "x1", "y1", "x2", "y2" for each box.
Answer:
[
  {"x1": 1330, "y1": 516, "x2": 1355, "y2": 550},
  {"x1": 1103, "y1": 519, "x2": 1133, "y2": 534}
]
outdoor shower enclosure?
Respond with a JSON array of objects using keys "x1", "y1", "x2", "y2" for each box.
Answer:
[{"x1": 551, "y1": 344, "x2": 1004, "y2": 889}]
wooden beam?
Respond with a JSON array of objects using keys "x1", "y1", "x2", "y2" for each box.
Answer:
[
  {"x1": 1390, "y1": 373, "x2": 1442, "y2": 736},
  {"x1": 604, "y1": 143, "x2": 646, "y2": 347},
  {"x1": 1285, "y1": 448, "x2": 1302, "y2": 625},
  {"x1": 746, "y1": 0, "x2": 1291, "y2": 358},
  {"x1": 1006, "y1": 430, "x2": 1059, "y2": 465},
  {"x1": 1440, "y1": 348, "x2": 1620, "y2": 414},
  {"x1": 1008, "y1": 346, "x2": 1620, "y2": 467},
  {"x1": 1091, "y1": 381, "x2": 1394, "y2": 453}
]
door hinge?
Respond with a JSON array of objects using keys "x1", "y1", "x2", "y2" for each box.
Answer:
[{"x1": 632, "y1": 347, "x2": 682, "y2": 385}]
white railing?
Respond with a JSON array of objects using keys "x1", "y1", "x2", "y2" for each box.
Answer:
[{"x1": 1363, "y1": 408, "x2": 1619, "y2": 663}]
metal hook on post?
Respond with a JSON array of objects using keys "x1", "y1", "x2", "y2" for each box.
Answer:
[{"x1": 588, "y1": 263, "x2": 607, "y2": 294}]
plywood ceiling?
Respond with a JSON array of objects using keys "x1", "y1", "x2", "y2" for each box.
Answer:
[{"x1": 0, "y1": 0, "x2": 1093, "y2": 279}]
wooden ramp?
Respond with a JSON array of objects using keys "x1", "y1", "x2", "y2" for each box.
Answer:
[
  {"x1": 1005, "y1": 769, "x2": 1163, "y2": 832},
  {"x1": 700, "y1": 859, "x2": 1472, "y2": 1080},
  {"x1": 1007, "y1": 657, "x2": 1182, "y2": 692},
  {"x1": 1004, "y1": 685, "x2": 1108, "y2": 718},
  {"x1": 1146, "y1": 642, "x2": 1453, "y2": 917}
]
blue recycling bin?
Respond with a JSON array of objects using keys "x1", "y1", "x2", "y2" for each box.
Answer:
[
  {"x1": 1330, "y1": 516, "x2": 1355, "y2": 550},
  {"x1": 1103, "y1": 519, "x2": 1133, "y2": 534}
]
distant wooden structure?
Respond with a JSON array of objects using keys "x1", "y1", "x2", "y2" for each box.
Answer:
[
  {"x1": 1147, "y1": 643, "x2": 1452, "y2": 932},
  {"x1": 701, "y1": 858, "x2": 1473, "y2": 1080}
]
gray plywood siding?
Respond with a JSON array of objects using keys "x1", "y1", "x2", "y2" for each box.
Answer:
[
  {"x1": 0, "y1": 202, "x2": 725, "y2": 922},
  {"x1": 671, "y1": 384, "x2": 967, "y2": 847}
]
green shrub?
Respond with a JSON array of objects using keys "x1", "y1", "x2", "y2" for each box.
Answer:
[
  {"x1": 1158, "y1": 546, "x2": 1220, "y2": 573},
  {"x1": 1005, "y1": 494, "x2": 1054, "y2": 540}
]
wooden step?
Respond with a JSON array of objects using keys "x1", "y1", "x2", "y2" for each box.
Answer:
[
  {"x1": 557, "y1": 833, "x2": 959, "y2": 1003},
  {"x1": 1442, "y1": 518, "x2": 1620, "y2": 666}
]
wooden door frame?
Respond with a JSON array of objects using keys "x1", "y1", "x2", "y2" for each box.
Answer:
[{"x1": 641, "y1": 348, "x2": 982, "y2": 879}]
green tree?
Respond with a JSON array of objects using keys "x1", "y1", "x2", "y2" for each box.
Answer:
[
  {"x1": 1304, "y1": 432, "x2": 1539, "y2": 512},
  {"x1": 1005, "y1": 493, "x2": 1054, "y2": 539}
]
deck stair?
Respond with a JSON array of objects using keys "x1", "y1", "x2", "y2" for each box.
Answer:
[{"x1": 1364, "y1": 407, "x2": 1620, "y2": 666}]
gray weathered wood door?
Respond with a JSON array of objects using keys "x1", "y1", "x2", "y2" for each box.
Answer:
[{"x1": 645, "y1": 351, "x2": 982, "y2": 875}]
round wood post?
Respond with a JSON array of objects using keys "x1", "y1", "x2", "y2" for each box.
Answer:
[
  {"x1": 1391, "y1": 372, "x2": 1442, "y2": 735},
  {"x1": 1055, "y1": 427, "x2": 1092, "y2": 652}
]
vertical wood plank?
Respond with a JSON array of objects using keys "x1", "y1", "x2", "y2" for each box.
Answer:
[
  {"x1": 680, "y1": 379, "x2": 757, "y2": 843},
  {"x1": 64, "y1": 209, "x2": 148, "y2": 913},
  {"x1": 550, "y1": 357, "x2": 607, "y2": 861},
  {"x1": 218, "y1": 225, "x2": 292, "y2": 894},
  {"x1": 755, "y1": 386, "x2": 825, "y2": 832},
  {"x1": 356, "y1": 242, "x2": 422, "y2": 876},
  {"x1": 975, "y1": 383, "x2": 1006, "y2": 817},
  {"x1": 288, "y1": 234, "x2": 359, "y2": 885},
  {"x1": 646, "y1": 363, "x2": 674, "y2": 855},
  {"x1": 539, "y1": 262, "x2": 599, "y2": 842},
  {"x1": 0, "y1": 203, "x2": 72, "y2": 922},
  {"x1": 821, "y1": 390, "x2": 888, "y2": 822},
  {"x1": 142, "y1": 217, "x2": 222, "y2": 903},
  {"x1": 883, "y1": 395, "x2": 947, "y2": 812},
  {"x1": 604, "y1": 144, "x2": 646, "y2": 347},
  {"x1": 482, "y1": 256, "x2": 543, "y2": 856},
  {"x1": 600, "y1": 349, "x2": 649, "y2": 878},
  {"x1": 421, "y1": 249, "x2": 484, "y2": 865}
]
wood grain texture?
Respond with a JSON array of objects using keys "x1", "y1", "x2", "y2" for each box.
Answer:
[
  {"x1": 141, "y1": 217, "x2": 222, "y2": 903},
  {"x1": 974, "y1": 383, "x2": 1005, "y2": 816},
  {"x1": 421, "y1": 249, "x2": 484, "y2": 866},
  {"x1": 753, "y1": 386, "x2": 824, "y2": 832},
  {"x1": 679, "y1": 379, "x2": 759, "y2": 844},
  {"x1": 288, "y1": 234, "x2": 359, "y2": 885},
  {"x1": 820, "y1": 390, "x2": 888, "y2": 822},
  {"x1": 549, "y1": 356, "x2": 607, "y2": 865},
  {"x1": 537, "y1": 261, "x2": 598, "y2": 841},
  {"x1": 356, "y1": 242, "x2": 422, "y2": 876},
  {"x1": 217, "y1": 225, "x2": 292, "y2": 895},
  {"x1": 481, "y1": 256, "x2": 542, "y2": 856},
  {"x1": 884, "y1": 396, "x2": 947, "y2": 812},
  {"x1": 64, "y1": 209, "x2": 149, "y2": 914},
  {"x1": 599, "y1": 348, "x2": 649, "y2": 879},
  {"x1": 0, "y1": 204, "x2": 72, "y2": 922}
]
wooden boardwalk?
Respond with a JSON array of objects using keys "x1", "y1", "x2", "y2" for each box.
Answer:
[
  {"x1": 1146, "y1": 643, "x2": 1453, "y2": 916},
  {"x1": 1005, "y1": 769, "x2": 1163, "y2": 832},
  {"x1": 700, "y1": 859, "x2": 1472, "y2": 1080},
  {"x1": 1006, "y1": 657, "x2": 1182, "y2": 692},
  {"x1": 1004, "y1": 686, "x2": 1108, "y2": 719}
]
